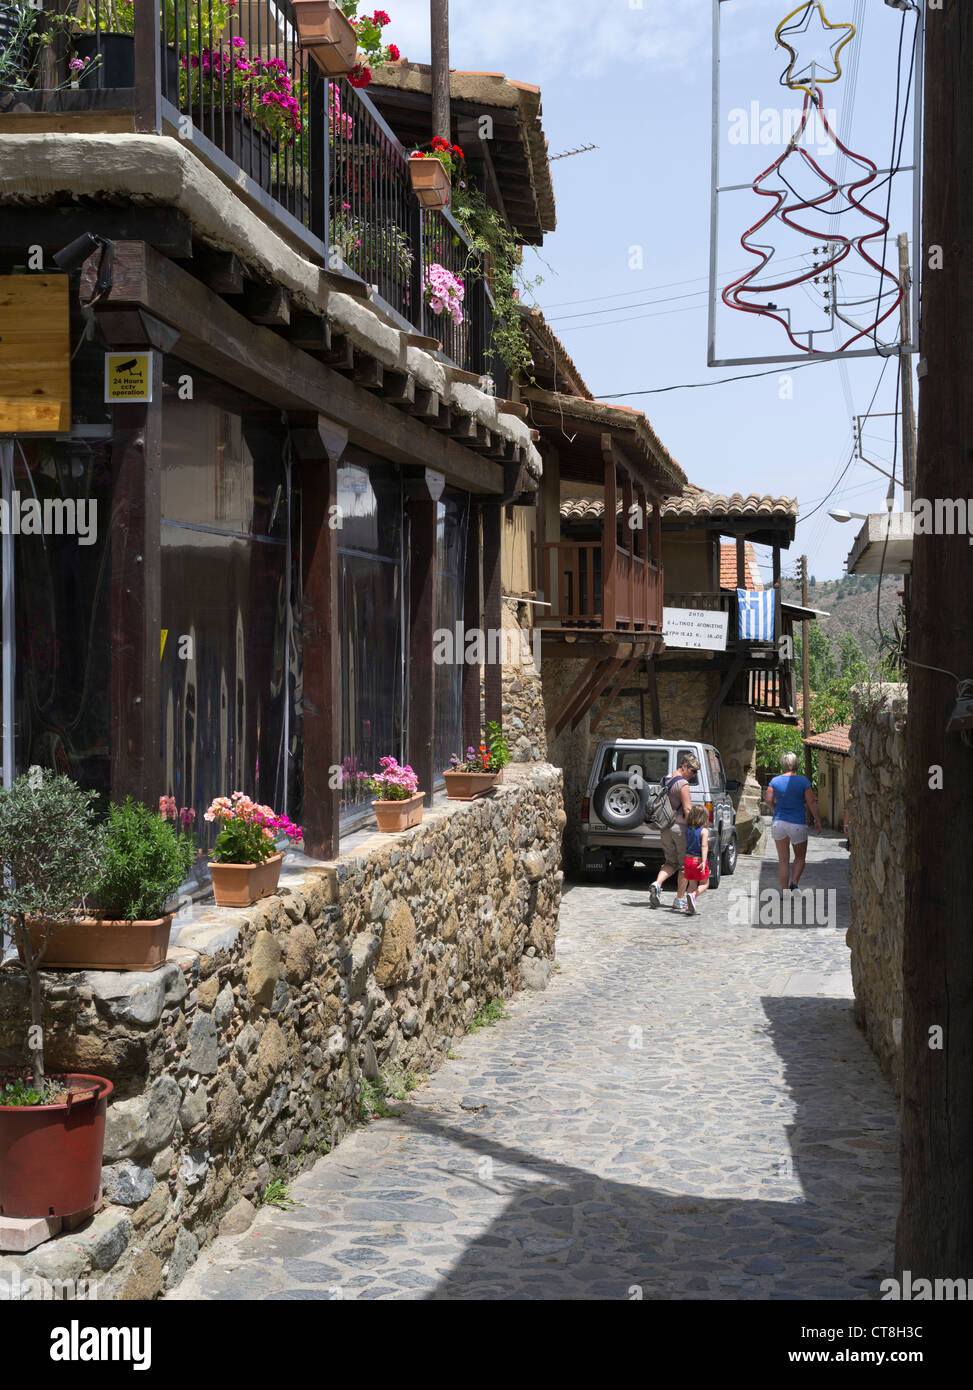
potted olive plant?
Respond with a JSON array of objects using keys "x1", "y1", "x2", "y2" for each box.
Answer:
[
  {"x1": 205, "y1": 792, "x2": 302, "y2": 907},
  {"x1": 0, "y1": 768, "x2": 113, "y2": 1220},
  {"x1": 367, "y1": 756, "x2": 424, "y2": 832},
  {"x1": 443, "y1": 722, "x2": 510, "y2": 800},
  {"x1": 20, "y1": 796, "x2": 196, "y2": 971}
]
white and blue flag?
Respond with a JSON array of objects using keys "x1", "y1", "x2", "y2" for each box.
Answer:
[{"x1": 737, "y1": 588, "x2": 775, "y2": 641}]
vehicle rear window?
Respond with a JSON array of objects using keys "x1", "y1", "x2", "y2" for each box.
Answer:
[
  {"x1": 599, "y1": 748, "x2": 670, "y2": 783},
  {"x1": 705, "y1": 748, "x2": 724, "y2": 792}
]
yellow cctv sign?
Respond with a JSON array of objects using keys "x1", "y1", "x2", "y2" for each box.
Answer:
[{"x1": 104, "y1": 352, "x2": 154, "y2": 403}]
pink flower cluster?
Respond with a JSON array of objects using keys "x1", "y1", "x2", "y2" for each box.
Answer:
[
  {"x1": 369, "y1": 757, "x2": 419, "y2": 800},
  {"x1": 424, "y1": 262, "x2": 465, "y2": 326},
  {"x1": 330, "y1": 85, "x2": 354, "y2": 139},
  {"x1": 159, "y1": 796, "x2": 196, "y2": 829},
  {"x1": 181, "y1": 45, "x2": 303, "y2": 138},
  {"x1": 203, "y1": 792, "x2": 303, "y2": 843}
]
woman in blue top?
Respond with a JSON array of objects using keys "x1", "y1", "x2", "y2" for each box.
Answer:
[{"x1": 765, "y1": 752, "x2": 822, "y2": 892}]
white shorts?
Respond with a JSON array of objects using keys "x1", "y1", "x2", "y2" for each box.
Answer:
[{"x1": 772, "y1": 819, "x2": 808, "y2": 844}]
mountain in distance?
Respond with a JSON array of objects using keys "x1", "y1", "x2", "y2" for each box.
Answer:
[{"x1": 784, "y1": 572, "x2": 903, "y2": 664}]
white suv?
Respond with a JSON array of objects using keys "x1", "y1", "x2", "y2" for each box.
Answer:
[{"x1": 581, "y1": 738, "x2": 740, "y2": 886}]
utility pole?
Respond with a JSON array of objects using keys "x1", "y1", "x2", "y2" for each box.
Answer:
[
  {"x1": 430, "y1": 0, "x2": 450, "y2": 142},
  {"x1": 800, "y1": 555, "x2": 812, "y2": 781},
  {"x1": 896, "y1": 3, "x2": 973, "y2": 1282},
  {"x1": 897, "y1": 231, "x2": 917, "y2": 641}
]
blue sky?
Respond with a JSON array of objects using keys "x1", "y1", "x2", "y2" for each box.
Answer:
[{"x1": 389, "y1": 0, "x2": 921, "y2": 583}]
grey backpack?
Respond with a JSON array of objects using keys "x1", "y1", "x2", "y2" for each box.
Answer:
[{"x1": 645, "y1": 774, "x2": 682, "y2": 830}]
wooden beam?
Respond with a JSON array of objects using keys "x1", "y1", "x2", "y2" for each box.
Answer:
[
  {"x1": 286, "y1": 312, "x2": 333, "y2": 353},
  {"x1": 482, "y1": 500, "x2": 503, "y2": 732},
  {"x1": 0, "y1": 205, "x2": 193, "y2": 260},
  {"x1": 296, "y1": 416, "x2": 348, "y2": 860},
  {"x1": 321, "y1": 333, "x2": 356, "y2": 373},
  {"x1": 409, "y1": 497, "x2": 437, "y2": 805},
  {"x1": 601, "y1": 434, "x2": 618, "y2": 630},
  {"x1": 463, "y1": 504, "x2": 482, "y2": 750},
  {"x1": 194, "y1": 248, "x2": 245, "y2": 296},
  {"x1": 79, "y1": 242, "x2": 505, "y2": 494},
  {"x1": 110, "y1": 351, "x2": 162, "y2": 804},
  {"x1": 589, "y1": 658, "x2": 640, "y2": 735},
  {"x1": 736, "y1": 534, "x2": 747, "y2": 589},
  {"x1": 569, "y1": 657, "x2": 627, "y2": 733},
  {"x1": 449, "y1": 412, "x2": 478, "y2": 444},
  {"x1": 411, "y1": 388, "x2": 441, "y2": 423},
  {"x1": 380, "y1": 370, "x2": 415, "y2": 409},
  {"x1": 353, "y1": 354, "x2": 384, "y2": 391},
  {"x1": 646, "y1": 658, "x2": 662, "y2": 735},
  {"x1": 246, "y1": 282, "x2": 291, "y2": 327},
  {"x1": 703, "y1": 656, "x2": 745, "y2": 730}
]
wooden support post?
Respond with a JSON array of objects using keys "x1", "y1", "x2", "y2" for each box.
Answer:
[
  {"x1": 408, "y1": 494, "x2": 437, "y2": 806},
  {"x1": 545, "y1": 658, "x2": 606, "y2": 739},
  {"x1": 482, "y1": 498, "x2": 503, "y2": 732},
  {"x1": 646, "y1": 658, "x2": 662, "y2": 736},
  {"x1": 736, "y1": 533, "x2": 747, "y2": 589},
  {"x1": 463, "y1": 504, "x2": 481, "y2": 749},
  {"x1": 132, "y1": 0, "x2": 161, "y2": 134},
  {"x1": 590, "y1": 657, "x2": 640, "y2": 735},
  {"x1": 601, "y1": 435, "x2": 617, "y2": 630},
  {"x1": 430, "y1": 0, "x2": 451, "y2": 142},
  {"x1": 569, "y1": 658, "x2": 626, "y2": 733},
  {"x1": 703, "y1": 656, "x2": 744, "y2": 731},
  {"x1": 621, "y1": 469, "x2": 634, "y2": 625},
  {"x1": 772, "y1": 541, "x2": 782, "y2": 645},
  {"x1": 110, "y1": 350, "x2": 163, "y2": 804},
  {"x1": 297, "y1": 416, "x2": 348, "y2": 860},
  {"x1": 897, "y1": 0, "x2": 973, "y2": 1279}
]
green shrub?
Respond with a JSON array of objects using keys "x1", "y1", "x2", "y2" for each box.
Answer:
[{"x1": 93, "y1": 798, "x2": 194, "y2": 920}]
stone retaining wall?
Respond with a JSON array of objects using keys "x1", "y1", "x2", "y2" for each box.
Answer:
[
  {"x1": 846, "y1": 684, "x2": 907, "y2": 1092},
  {"x1": 0, "y1": 764, "x2": 563, "y2": 1299}
]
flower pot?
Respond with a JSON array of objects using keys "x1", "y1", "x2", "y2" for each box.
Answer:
[
  {"x1": 409, "y1": 155, "x2": 451, "y2": 211},
  {"x1": 292, "y1": 0, "x2": 358, "y2": 78},
  {"x1": 208, "y1": 851, "x2": 284, "y2": 908},
  {"x1": 372, "y1": 792, "x2": 424, "y2": 833},
  {"x1": 443, "y1": 770, "x2": 500, "y2": 801},
  {"x1": 0, "y1": 1073, "x2": 112, "y2": 1219},
  {"x1": 19, "y1": 915, "x2": 174, "y2": 972},
  {"x1": 197, "y1": 109, "x2": 274, "y2": 185},
  {"x1": 75, "y1": 34, "x2": 178, "y2": 94}
]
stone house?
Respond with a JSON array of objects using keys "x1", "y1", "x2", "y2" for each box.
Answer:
[{"x1": 803, "y1": 725, "x2": 853, "y2": 831}]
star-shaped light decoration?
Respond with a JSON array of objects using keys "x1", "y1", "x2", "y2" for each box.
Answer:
[{"x1": 776, "y1": 2, "x2": 856, "y2": 95}]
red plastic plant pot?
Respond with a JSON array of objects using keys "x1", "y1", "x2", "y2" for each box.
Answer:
[{"x1": 0, "y1": 1074, "x2": 113, "y2": 1220}]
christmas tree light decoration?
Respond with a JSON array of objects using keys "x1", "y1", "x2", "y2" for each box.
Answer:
[{"x1": 775, "y1": 2, "x2": 857, "y2": 95}]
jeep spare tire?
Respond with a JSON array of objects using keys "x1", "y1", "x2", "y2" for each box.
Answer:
[{"x1": 592, "y1": 772, "x2": 648, "y2": 830}]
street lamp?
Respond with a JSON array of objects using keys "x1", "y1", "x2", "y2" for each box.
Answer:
[{"x1": 828, "y1": 509, "x2": 868, "y2": 523}]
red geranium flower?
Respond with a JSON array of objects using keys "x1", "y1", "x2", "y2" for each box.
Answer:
[
  {"x1": 348, "y1": 63, "x2": 372, "y2": 87},
  {"x1": 372, "y1": 9, "x2": 391, "y2": 25},
  {"x1": 387, "y1": 42, "x2": 400, "y2": 61}
]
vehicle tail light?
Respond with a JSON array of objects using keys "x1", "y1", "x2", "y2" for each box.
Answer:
[
  {"x1": 581, "y1": 797, "x2": 590, "y2": 824},
  {"x1": 706, "y1": 801, "x2": 714, "y2": 824}
]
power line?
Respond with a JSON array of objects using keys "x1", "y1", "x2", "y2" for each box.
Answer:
[
  {"x1": 592, "y1": 357, "x2": 832, "y2": 398},
  {"x1": 537, "y1": 251, "x2": 815, "y2": 313}
]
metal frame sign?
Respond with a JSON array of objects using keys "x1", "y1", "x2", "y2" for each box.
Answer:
[
  {"x1": 662, "y1": 607, "x2": 730, "y2": 652},
  {"x1": 105, "y1": 351, "x2": 155, "y2": 403}
]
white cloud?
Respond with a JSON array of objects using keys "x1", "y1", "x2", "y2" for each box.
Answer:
[{"x1": 386, "y1": 0, "x2": 708, "y2": 82}]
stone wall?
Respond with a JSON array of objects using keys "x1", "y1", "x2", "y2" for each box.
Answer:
[
  {"x1": 500, "y1": 601, "x2": 547, "y2": 763},
  {"x1": 846, "y1": 684, "x2": 907, "y2": 1092},
  {"x1": 0, "y1": 764, "x2": 563, "y2": 1299}
]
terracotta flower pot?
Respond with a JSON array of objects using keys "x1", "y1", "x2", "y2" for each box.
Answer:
[
  {"x1": 208, "y1": 851, "x2": 285, "y2": 908},
  {"x1": 0, "y1": 1073, "x2": 112, "y2": 1219},
  {"x1": 443, "y1": 770, "x2": 500, "y2": 801},
  {"x1": 372, "y1": 792, "x2": 424, "y2": 833},
  {"x1": 19, "y1": 915, "x2": 174, "y2": 972},
  {"x1": 408, "y1": 155, "x2": 451, "y2": 210},
  {"x1": 292, "y1": 0, "x2": 358, "y2": 77}
]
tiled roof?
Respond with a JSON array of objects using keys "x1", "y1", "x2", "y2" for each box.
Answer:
[
  {"x1": 520, "y1": 309, "x2": 592, "y2": 399},
  {"x1": 802, "y1": 725, "x2": 853, "y2": 754},
  {"x1": 560, "y1": 485, "x2": 797, "y2": 529},
  {"x1": 720, "y1": 542, "x2": 762, "y2": 590},
  {"x1": 525, "y1": 388, "x2": 687, "y2": 492}
]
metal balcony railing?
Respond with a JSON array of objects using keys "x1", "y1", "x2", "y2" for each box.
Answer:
[{"x1": 12, "y1": 0, "x2": 500, "y2": 378}]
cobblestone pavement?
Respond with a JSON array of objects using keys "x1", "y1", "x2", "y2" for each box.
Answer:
[{"x1": 171, "y1": 834, "x2": 900, "y2": 1301}]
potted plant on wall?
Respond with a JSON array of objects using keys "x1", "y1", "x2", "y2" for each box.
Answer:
[
  {"x1": 367, "y1": 756, "x2": 424, "y2": 832},
  {"x1": 408, "y1": 135, "x2": 463, "y2": 210},
  {"x1": 293, "y1": 1, "x2": 398, "y2": 86},
  {"x1": 443, "y1": 722, "x2": 510, "y2": 800},
  {"x1": 205, "y1": 792, "x2": 302, "y2": 908},
  {"x1": 18, "y1": 797, "x2": 196, "y2": 971},
  {"x1": 0, "y1": 769, "x2": 113, "y2": 1221}
]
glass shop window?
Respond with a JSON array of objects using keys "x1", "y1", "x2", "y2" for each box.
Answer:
[{"x1": 433, "y1": 493, "x2": 468, "y2": 783}]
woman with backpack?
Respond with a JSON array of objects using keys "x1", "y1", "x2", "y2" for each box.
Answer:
[
  {"x1": 648, "y1": 754, "x2": 699, "y2": 911},
  {"x1": 765, "y1": 751, "x2": 823, "y2": 891}
]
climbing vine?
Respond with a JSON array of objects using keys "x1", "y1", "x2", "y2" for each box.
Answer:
[{"x1": 449, "y1": 183, "x2": 542, "y2": 384}]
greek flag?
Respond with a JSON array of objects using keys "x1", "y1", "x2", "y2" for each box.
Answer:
[{"x1": 737, "y1": 588, "x2": 775, "y2": 641}]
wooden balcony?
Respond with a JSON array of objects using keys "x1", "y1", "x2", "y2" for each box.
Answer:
[
  {"x1": 535, "y1": 541, "x2": 662, "y2": 632},
  {"x1": 663, "y1": 590, "x2": 798, "y2": 721}
]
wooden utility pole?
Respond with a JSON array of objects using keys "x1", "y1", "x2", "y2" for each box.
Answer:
[
  {"x1": 430, "y1": 0, "x2": 450, "y2": 142},
  {"x1": 896, "y1": 3, "x2": 973, "y2": 1281},
  {"x1": 897, "y1": 231, "x2": 917, "y2": 639},
  {"x1": 800, "y1": 555, "x2": 812, "y2": 781}
]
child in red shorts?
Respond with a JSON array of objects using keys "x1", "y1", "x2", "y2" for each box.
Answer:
[{"x1": 677, "y1": 805, "x2": 710, "y2": 915}]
